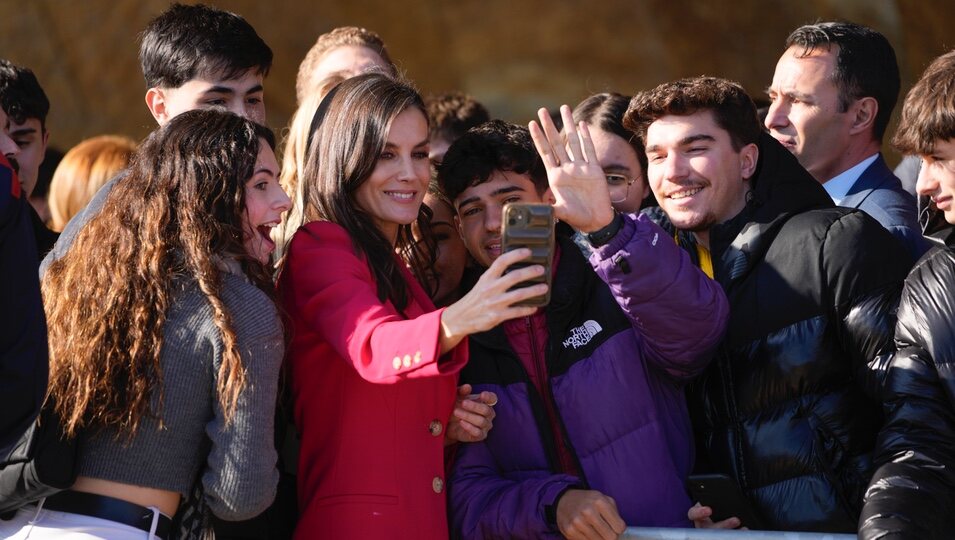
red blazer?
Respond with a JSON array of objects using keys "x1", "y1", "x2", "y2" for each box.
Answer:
[{"x1": 279, "y1": 221, "x2": 467, "y2": 540}]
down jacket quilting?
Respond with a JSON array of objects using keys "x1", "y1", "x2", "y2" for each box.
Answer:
[
  {"x1": 859, "y1": 207, "x2": 955, "y2": 539},
  {"x1": 647, "y1": 133, "x2": 913, "y2": 532}
]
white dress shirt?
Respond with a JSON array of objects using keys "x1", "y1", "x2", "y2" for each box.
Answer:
[{"x1": 823, "y1": 153, "x2": 879, "y2": 206}]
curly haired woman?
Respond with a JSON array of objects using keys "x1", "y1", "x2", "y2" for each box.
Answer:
[{"x1": 2, "y1": 109, "x2": 290, "y2": 539}]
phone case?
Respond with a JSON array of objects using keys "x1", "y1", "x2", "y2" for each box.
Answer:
[{"x1": 500, "y1": 203, "x2": 555, "y2": 307}]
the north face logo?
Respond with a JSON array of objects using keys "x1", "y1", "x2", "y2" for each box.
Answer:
[{"x1": 562, "y1": 320, "x2": 603, "y2": 349}]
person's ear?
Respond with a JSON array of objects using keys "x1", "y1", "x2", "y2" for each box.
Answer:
[
  {"x1": 145, "y1": 88, "x2": 170, "y2": 124},
  {"x1": 453, "y1": 214, "x2": 465, "y2": 242},
  {"x1": 739, "y1": 143, "x2": 759, "y2": 180},
  {"x1": 849, "y1": 97, "x2": 878, "y2": 136},
  {"x1": 542, "y1": 187, "x2": 557, "y2": 205}
]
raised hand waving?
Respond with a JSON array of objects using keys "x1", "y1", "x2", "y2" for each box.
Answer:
[{"x1": 528, "y1": 104, "x2": 615, "y2": 233}]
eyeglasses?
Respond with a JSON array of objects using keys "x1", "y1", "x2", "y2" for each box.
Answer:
[{"x1": 606, "y1": 173, "x2": 635, "y2": 204}]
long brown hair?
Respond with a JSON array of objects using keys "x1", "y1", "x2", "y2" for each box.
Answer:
[
  {"x1": 297, "y1": 72, "x2": 435, "y2": 311},
  {"x1": 43, "y1": 109, "x2": 275, "y2": 437}
]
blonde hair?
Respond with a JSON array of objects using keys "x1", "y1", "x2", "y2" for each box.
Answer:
[
  {"x1": 48, "y1": 135, "x2": 137, "y2": 232},
  {"x1": 274, "y1": 74, "x2": 345, "y2": 261},
  {"x1": 295, "y1": 26, "x2": 395, "y2": 105}
]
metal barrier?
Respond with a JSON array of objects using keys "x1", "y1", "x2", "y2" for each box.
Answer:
[{"x1": 622, "y1": 528, "x2": 856, "y2": 540}]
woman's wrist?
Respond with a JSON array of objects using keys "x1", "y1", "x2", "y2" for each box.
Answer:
[{"x1": 439, "y1": 306, "x2": 466, "y2": 354}]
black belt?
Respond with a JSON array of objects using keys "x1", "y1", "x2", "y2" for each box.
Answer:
[{"x1": 44, "y1": 490, "x2": 173, "y2": 539}]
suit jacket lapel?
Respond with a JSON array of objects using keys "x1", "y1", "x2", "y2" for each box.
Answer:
[{"x1": 840, "y1": 154, "x2": 891, "y2": 209}]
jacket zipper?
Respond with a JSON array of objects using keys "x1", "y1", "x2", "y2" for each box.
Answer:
[
  {"x1": 528, "y1": 316, "x2": 583, "y2": 479},
  {"x1": 717, "y1": 274, "x2": 748, "y2": 490},
  {"x1": 528, "y1": 317, "x2": 547, "y2": 397}
]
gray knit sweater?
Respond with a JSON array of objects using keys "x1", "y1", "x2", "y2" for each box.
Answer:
[{"x1": 77, "y1": 269, "x2": 284, "y2": 521}]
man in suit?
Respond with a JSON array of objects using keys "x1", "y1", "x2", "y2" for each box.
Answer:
[{"x1": 765, "y1": 21, "x2": 926, "y2": 259}]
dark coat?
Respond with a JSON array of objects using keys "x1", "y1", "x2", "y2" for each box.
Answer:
[
  {"x1": 0, "y1": 155, "x2": 47, "y2": 455},
  {"x1": 859, "y1": 206, "x2": 955, "y2": 540},
  {"x1": 647, "y1": 133, "x2": 913, "y2": 532}
]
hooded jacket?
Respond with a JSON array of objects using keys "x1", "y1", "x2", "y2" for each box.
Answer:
[
  {"x1": 448, "y1": 213, "x2": 728, "y2": 539},
  {"x1": 646, "y1": 133, "x2": 913, "y2": 532},
  {"x1": 859, "y1": 204, "x2": 955, "y2": 540}
]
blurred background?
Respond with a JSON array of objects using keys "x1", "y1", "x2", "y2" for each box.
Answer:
[{"x1": 1, "y1": 0, "x2": 953, "y2": 165}]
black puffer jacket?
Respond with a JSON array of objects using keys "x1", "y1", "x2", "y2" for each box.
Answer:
[
  {"x1": 859, "y1": 207, "x2": 955, "y2": 540},
  {"x1": 648, "y1": 133, "x2": 914, "y2": 532}
]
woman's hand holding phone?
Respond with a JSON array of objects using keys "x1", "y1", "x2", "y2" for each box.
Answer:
[{"x1": 438, "y1": 248, "x2": 547, "y2": 353}]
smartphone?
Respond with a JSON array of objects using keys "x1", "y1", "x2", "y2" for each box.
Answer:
[
  {"x1": 686, "y1": 473, "x2": 764, "y2": 530},
  {"x1": 500, "y1": 203, "x2": 555, "y2": 307}
]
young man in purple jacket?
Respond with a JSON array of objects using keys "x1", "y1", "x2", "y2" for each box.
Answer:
[{"x1": 436, "y1": 110, "x2": 728, "y2": 539}]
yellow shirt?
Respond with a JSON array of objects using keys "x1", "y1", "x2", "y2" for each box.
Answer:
[{"x1": 674, "y1": 232, "x2": 714, "y2": 279}]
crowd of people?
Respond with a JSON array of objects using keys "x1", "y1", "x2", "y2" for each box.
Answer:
[{"x1": 0, "y1": 3, "x2": 953, "y2": 539}]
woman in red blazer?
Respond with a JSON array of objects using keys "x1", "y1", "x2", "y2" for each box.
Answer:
[{"x1": 278, "y1": 73, "x2": 546, "y2": 539}]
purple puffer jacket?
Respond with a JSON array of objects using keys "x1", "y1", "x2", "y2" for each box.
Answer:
[{"x1": 449, "y1": 214, "x2": 729, "y2": 539}]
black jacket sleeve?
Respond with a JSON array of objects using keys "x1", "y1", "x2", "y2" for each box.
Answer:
[
  {"x1": 822, "y1": 210, "x2": 912, "y2": 399},
  {"x1": 859, "y1": 249, "x2": 955, "y2": 539}
]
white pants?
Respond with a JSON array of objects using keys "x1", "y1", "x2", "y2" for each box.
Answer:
[{"x1": 0, "y1": 504, "x2": 163, "y2": 539}]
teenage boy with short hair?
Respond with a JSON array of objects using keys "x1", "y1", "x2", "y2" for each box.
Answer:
[
  {"x1": 41, "y1": 2, "x2": 273, "y2": 274},
  {"x1": 0, "y1": 59, "x2": 57, "y2": 258},
  {"x1": 0, "y1": 60, "x2": 50, "y2": 203},
  {"x1": 627, "y1": 76, "x2": 911, "y2": 531},
  {"x1": 860, "y1": 49, "x2": 955, "y2": 540}
]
